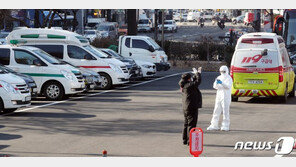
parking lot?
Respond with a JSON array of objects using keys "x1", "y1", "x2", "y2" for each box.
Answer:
[
  {"x1": 139, "y1": 21, "x2": 253, "y2": 42},
  {"x1": 1, "y1": 68, "x2": 295, "y2": 157}
]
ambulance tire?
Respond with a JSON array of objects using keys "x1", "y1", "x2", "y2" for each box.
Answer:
[
  {"x1": 43, "y1": 81, "x2": 65, "y2": 101},
  {"x1": 231, "y1": 96, "x2": 238, "y2": 102},
  {"x1": 279, "y1": 87, "x2": 288, "y2": 103},
  {"x1": 288, "y1": 84, "x2": 295, "y2": 97},
  {"x1": 99, "y1": 73, "x2": 112, "y2": 90}
]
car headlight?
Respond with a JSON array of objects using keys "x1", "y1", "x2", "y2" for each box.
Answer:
[
  {"x1": 61, "y1": 70, "x2": 75, "y2": 81},
  {"x1": 0, "y1": 80, "x2": 19, "y2": 94},
  {"x1": 142, "y1": 64, "x2": 152, "y2": 69},
  {"x1": 109, "y1": 64, "x2": 122, "y2": 73}
]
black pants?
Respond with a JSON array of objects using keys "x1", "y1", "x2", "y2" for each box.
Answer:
[{"x1": 183, "y1": 109, "x2": 198, "y2": 144}]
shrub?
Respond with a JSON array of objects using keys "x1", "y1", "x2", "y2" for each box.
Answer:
[{"x1": 91, "y1": 38, "x2": 118, "y2": 48}]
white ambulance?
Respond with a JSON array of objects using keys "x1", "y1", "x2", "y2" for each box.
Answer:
[
  {"x1": 0, "y1": 45, "x2": 85, "y2": 101},
  {"x1": 0, "y1": 70, "x2": 31, "y2": 113},
  {"x1": 6, "y1": 28, "x2": 130, "y2": 90}
]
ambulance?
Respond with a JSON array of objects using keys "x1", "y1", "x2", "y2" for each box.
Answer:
[
  {"x1": 0, "y1": 45, "x2": 85, "y2": 101},
  {"x1": 230, "y1": 32, "x2": 295, "y2": 103},
  {"x1": 0, "y1": 69, "x2": 31, "y2": 113},
  {"x1": 6, "y1": 28, "x2": 130, "y2": 90}
]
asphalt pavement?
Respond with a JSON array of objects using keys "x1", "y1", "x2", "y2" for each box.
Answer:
[{"x1": 0, "y1": 68, "x2": 296, "y2": 157}]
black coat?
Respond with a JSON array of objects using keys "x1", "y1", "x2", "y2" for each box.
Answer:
[{"x1": 179, "y1": 73, "x2": 202, "y2": 113}]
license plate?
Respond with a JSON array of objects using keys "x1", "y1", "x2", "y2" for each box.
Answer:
[
  {"x1": 25, "y1": 96, "x2": 31, "y2": 101},
  {"x1": 248, "y1": 80, "x2": 263, "y2": 84}
]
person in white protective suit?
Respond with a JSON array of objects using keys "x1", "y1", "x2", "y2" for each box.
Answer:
[{"x1": 207, "y1": 65, "x2": 233, "y2": 131}]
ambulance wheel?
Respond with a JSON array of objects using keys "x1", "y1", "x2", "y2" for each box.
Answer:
[
  {"x1": 99, "y1": 73, "x2": 112, "y2": 90},
  {"x1": 43, "y1": 81, "x2": 65, "y2": 101},
  {"x1": 288, "y1": 84, "x2": 295, "y2": 97},
  {"x1": 231, "y1": 96, "x2": 238, "y2": 102}
]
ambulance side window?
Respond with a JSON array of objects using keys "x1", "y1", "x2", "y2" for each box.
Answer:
[
  {"x1": 283, "y1": 49, "x2": 291, "y2": 66},
  {"x1": 14, "y1": 50, "x2": 46, "y2": 66},
  {"x1": 31, "y1": 45, "x2": 64, "y2": 59},
  {"x1": 67, "y1": 45, "x2": 92, "y2": 59},
  {"x1": 0, "y1": 48, "x2": 10, "y2": 65},
  {"x1": 280, "y1": 48, "x2": 290, "y2": 67}
]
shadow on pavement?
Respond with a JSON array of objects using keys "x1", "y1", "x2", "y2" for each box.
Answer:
[
  {"x1": 0, "y1": 133, "x2": 22, "y2": 140},
  {"x1": 3, "y1": 112, "x2": 96, "y2": 119},
  {"x1": 230, "y1": 129, "x2": 296, "y2": 134},
  {"x1": 244, "y1": 96, "x2": 296, "y2": 105}
]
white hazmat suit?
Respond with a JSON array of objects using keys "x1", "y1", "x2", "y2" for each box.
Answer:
[{"x1": 207, "y1": 66, "x2": 233, "y2": 131}]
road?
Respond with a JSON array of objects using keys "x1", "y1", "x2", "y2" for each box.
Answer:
[
  {"x1": 138, "y1": 21, "x2": 253, "y2": 42},
  {"x1": 1, "y1": 69, "x2": 296, "y2": 157}
]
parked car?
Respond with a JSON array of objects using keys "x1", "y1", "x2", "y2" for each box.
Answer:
[
  {"x1": 0, "y1": 44, "x2": 85, "y2": 100},
  {"x1": 118, "y1": 24, "x2": 128, "y2": 36},
  {"x1": 158, "y1": 20, "x2": 177, "y2": 33},
  {"x1": 232, "y1": 15, "x2": 245, "y2": 24},
  {"x1": 84, "y1": 30, "x2": 101, "y2": 42},
  {"x1": 0, "y1": 64, "x2": 37, "y2": 97},
  {"x1": 7, "y1": 28, "x2": 130, "y2": 90},
  {"x1": 203, "y1": 12, "x2": 213, "y2": 20},
  {"x1": 100, "y1": 48, "x2": 142, "y2": 79},
  {"x1": 97, "y1": 22, "x2": 118, "y2": 39},
  {"x1": 0, "y1": 32, "x2": 9, "y2": 45},
  {"x1": 173, "y1": 13, "x2": 181, "y2": 22},
  {"x1": 118, "y1": 35, "x2": 170, "y2": 71},
  {"x1": 231, "y1": 32, "x2": 295, "y2": 102},
  {"x1": 181, "y1": 14, "x2": 188, "y2": 22},
  {"x1": 137, "y1": 19, "x2": 152, "y2": 32},
  {"x1": 0, "y1": 68, "x2": 31, "y2": 114},
  {"x1": 187, "y1": 11, "x2": 202, "y2": 22}
]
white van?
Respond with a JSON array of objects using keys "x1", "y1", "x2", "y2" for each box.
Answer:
[
  {"x1": 187, "y1": 12, "x2": 202, "y2": 22},
  {"x1": 118, "y1": 35, "x2": 170, "y2": 71},
  {"x1": 6, "y1": 28, "x2": 130, "y2": 90},
  {"x1": 137, "y1": 19, "x2": 152, "y2": 32},
  {"x1": 230, "y1": 32, "x2": 295, "y2": 102},
  {"x1": 0, "y1": 45, "x2": 85, "y2": 101},
  {"x1": 0, "y1": 68, "x2": 31, "y2": 113}
]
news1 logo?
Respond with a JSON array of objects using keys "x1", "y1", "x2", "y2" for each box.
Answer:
[{"x1": 234, "y1": 137, "x2": 296, "y2": 155}]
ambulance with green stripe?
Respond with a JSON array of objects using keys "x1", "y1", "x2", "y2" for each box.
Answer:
[
  {"x1": 0, "y1": 45, "x2": 85, "y2": 101},
  {"x1": 230, "y1": 32, "x2": 295, "y2": 103},
  {"x1": 6, "y1": 28, "x2": 130, "y2": 90}
]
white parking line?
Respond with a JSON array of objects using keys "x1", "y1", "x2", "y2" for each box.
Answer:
[{"x1": 2, "y1": 72, "x2": 185, "y2": 115}]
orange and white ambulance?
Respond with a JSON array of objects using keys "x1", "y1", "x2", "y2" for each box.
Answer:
[{"x1": 230, "y1": 32, "x2": 295, "y2": 102}]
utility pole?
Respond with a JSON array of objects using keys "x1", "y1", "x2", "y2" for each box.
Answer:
[
  {"x1": 161, "y1": 9, "x2": 165, "y2": 48},
  {"x1": 253, "y1": 9, "x2": 261, "y2": 32},
  {"x1": 127, "y1": 9, "x2": 137, "y2": 35},
  {"x1": 154, "y1": 9, "x2": 158, "y2": 41}
]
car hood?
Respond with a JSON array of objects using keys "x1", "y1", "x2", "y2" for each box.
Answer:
[
  {"x1": 79, "y1": 67, "x2": 99, "y2": 76},
  {"x1": 0, "y1": 73, "x2": 26, "y2": 85},
  {"x1": 102, "y1": 58, "x2": 126, "y2": 67},
  {"x1": 134, "y1": 60, "x2": 155, "y2": 66}
]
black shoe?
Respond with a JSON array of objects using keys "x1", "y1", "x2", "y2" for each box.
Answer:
[{"x1": 183, "y1": 141, "x2": 188, "y2": 145}]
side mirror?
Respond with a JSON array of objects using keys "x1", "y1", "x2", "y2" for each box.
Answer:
[
  {"x1": 33, "y1": 59, "x2": 42, "y2": 66},
  {"x1": 148, "y1": 45, "x2": 155, "y2": 52}
]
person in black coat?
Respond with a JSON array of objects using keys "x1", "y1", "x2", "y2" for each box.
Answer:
[{"x1": 179, "y1": 67, "x2": 202, "y2": 145}]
